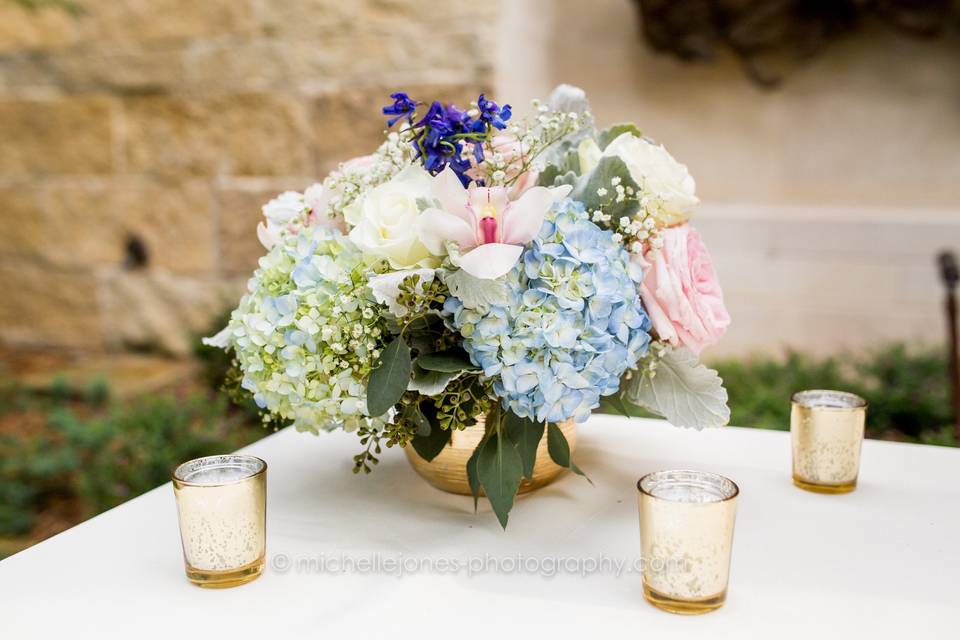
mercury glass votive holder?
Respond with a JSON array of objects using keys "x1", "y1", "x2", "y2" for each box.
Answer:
[
  {"x1": 637, "y1": 470, "x2": 739, "y2": 615},
  {"x1": 791, "y1": 390, "x2": 867, "y2": 494},
  {"x1": 172, "y1": 455, "x2": 267, "y2": 588}
]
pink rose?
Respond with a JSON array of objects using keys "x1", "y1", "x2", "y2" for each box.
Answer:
[{"x1": 638, "y1": 224, "x2": 730, "y2": 355}]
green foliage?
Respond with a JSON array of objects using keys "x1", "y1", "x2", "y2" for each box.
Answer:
[
  {"x1": 366, "y1": 336, "x2": 412, "y2": 417},
  {"x1": 409, "y1": 402, "x2": 451, "y2": 462},
  {"x1": 711, "y1": 345, "x2": 956, "y2": 445},
  {"x1": 504, "y1": 413, "x2": 543, "y2": 480},
  {"x1": 416, "y1": 349, "x2": 477, "y2": 373},
  {"x1": 546, "y1": 423, "x2": 589, "y2": 482},
  {"x1": 477, "y1": 428, "x2": 523, "y2": 529},
  {"x1": 9, "y1": 0, "x2": 83, "y2": 15},
  {"x1": 0, "y1": 388, "x2": 264, "y2": 540},
  {"x1": 598, "y1": 343, "x2": 956, "y2": 447}
]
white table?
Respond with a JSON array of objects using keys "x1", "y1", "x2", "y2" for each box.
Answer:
[{"x1": 2, "y1": 416, "x2": 958, "y2": 638}]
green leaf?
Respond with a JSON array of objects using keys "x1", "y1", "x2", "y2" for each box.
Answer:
[
  {"x1": 571, "y1": 156, "x2": 641, "y2": 220},
  {"x1": 416, "y1": 349, "x2": 478, "y2": 373},
  {"x1": 466, "y1": 444, "x2": 482, "y2": 511},
  {"x1": 546, "y1": 423, "x2": 590, "y2": 483},
  {"x1": 504, "y1": 412, "x2": 544, "y2": 480},
  {"x1": 442, "y1": 268, "x2": 509, "y2": 309},
  {"x1": 597, "y1": 123, "x2": 642, "y2": 150},
  {"x1": 625, "y1": 347, "x2": 730, "y2": 429},
  {"x1": 366, "y1": 337, "x2": 412, "y2": 417},
  {"x1": 597, "y1": 392, "x2": 649, "y2": 418},
  {"x1": 410, "y1": 404, "x2": 451, "y2": 461},
  {"x1": 477, "y1": 431, "x2": 524, "y2": 529},
  {"x1": 405, "y1": 404, "x2": 431, "y2": 436},
  {"x1": 407, "y1": 364, "x2": 457, "y2": 396}
]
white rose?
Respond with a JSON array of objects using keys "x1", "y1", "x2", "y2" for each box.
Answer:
[
  {"x1": 579, "y1": 133, "x2": 698, "y2": 224},
  {"x1": 257, "y1": 191, "x2": 305, "y2": 249},
  {"x1": 347, "y1": 165, "x2": 436, "y2": 268}
]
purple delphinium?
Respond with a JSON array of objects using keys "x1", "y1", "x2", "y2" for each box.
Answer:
[
  {"x1": 382, "y1": 92, "x2": 418, "y2": 127},
  {"x1": 382, "y1": 91, "x2": 513, "y2": 186},
  {"x1": 477, "y1": 94, "x2": 512, "y2": 130}
]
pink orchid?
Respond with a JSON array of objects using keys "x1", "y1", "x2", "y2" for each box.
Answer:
[{"x1": 416, "y1": 167, "x2": 571, "y2": 279}]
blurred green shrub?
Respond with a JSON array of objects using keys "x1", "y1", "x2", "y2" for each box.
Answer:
[
  {"x1": 714, "y1": 344, "x2": 955, "y2": 444},
  {"x1": 0, "y1": 385, "x2": 263, "y2": 538}
]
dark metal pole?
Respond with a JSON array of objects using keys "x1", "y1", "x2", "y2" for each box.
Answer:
[{"x1": 937, "y1": 251, "x2": 959, "y2": 440}]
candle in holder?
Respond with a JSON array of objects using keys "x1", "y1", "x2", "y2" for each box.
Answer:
[
  {"x1": 791, "y1": 390, "x2": 867, "y2": 494},
  {"x1": 172, "y1": 455, "x2": 267, "y2": 588},
  {"x1": 637, "y1": 470, "x2": 739, "y2": 615}
]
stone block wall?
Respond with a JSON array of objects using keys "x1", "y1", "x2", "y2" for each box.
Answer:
[{"x1": 0, "y1": 0, "x2": 495, "y2": 354}]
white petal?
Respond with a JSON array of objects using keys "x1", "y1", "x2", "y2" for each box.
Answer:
[
  {"x1": 257, "y1": 221, "x2": 278, "y2": 249},
  {"x1": 416, "y1": 207, "x2": 478, "y2": 255},
  {"x1": 202, "y1": 325, "x2": 232, "y2": 348},
  {"x1": 457, "y1": 243, "x2": 523, "y2": 280},
  {"x1": 500, "y1": 186, "x2": 553, "y2": 245},
  {"x1": 431, "y1": 166, "x2": 472, "y2": 224}
]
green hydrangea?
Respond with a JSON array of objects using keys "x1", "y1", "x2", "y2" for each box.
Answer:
[{"x1": 224, "y1": 227, "x2": 388, "y2": 432}]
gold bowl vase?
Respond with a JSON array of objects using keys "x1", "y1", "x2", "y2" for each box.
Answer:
[{"x1": 404, "y1": 416, "x2": 576, "y2": 495}]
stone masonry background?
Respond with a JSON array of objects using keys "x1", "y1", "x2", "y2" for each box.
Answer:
[{"x1": 0, "y1": 0, "x2": 495, "y2": 355}]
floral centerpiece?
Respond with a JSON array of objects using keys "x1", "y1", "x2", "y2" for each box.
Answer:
[{"x1": 206, "y1": 85, "x2": 731, "y2": 527}]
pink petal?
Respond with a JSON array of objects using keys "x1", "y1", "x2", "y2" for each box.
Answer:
[
  {"x1": 416, "y1": 208, "x2": 479, "y2": 255},
  {"x1": 500, "y1": 186, "x2": 553, "y2": 245},
  {"x1": 457, "y1": 243, "x2": 523, "y2": 279}
]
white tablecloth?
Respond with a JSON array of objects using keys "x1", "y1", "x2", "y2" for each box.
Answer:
[{"x1": 2, "y1": 416, "x2": 958, "y2": 638}]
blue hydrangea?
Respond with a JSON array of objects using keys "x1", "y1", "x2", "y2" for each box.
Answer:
[{"x1": 445, "y1": 199, "x2": 651, "y2": 423}]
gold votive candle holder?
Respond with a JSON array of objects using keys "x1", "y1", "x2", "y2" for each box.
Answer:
[
  {"x1": 637, "y1": 470, "x2": 739, "y2": 615},
  {"x1": 791, "y1": 390, "x2": 867, "y2": 494},
  {"x1": 172, "y1": 455, "x2": 267, "y2": 588}
]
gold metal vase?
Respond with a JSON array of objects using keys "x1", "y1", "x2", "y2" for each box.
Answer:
[{"x1": 404, "y1": 416, "x2": 576, "y2": 495}]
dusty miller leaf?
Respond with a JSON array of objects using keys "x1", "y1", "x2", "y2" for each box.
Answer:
[
  {"x1": 571, "y1": 156, "x2": 641, "y2": 220},
  {"x1": 597, "y1": 123, "x2": 643, "y2": 150},
  {"x1": 625, "y1": 347, "x2": 730, "y2": 429},
  {"x1": 442, "y1": 268, "x2": 509, "y2": 309}
]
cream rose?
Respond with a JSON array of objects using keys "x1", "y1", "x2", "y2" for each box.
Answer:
[
  {"x1": 579, "y1": 133, "x2": 698, "y2": 225},
  {"x1": 346, "y1": 165, "x2": 436, "y2": 268}
]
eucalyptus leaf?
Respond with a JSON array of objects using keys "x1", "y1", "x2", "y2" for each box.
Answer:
[
  {"x1": 366, "y1": 337, "x2": 411, "y2": 417},
  {"x1": 477, "y1": 431, "x2": 524, "y2": 529},
  {"x1": 407, "y1": 364, "x2": 458, "y2": 396},
  {"x1": 410, "y1": 404, "x2": 451, "y2": 461},
  {"x1": 625, "y1": 347, "x2": 730, "y2": 429},
  {"x1": 467, "y1": 444, "x2": 482, "y2": 511},
  {"x1": 416, "y1": 349, "x2": 478, "y2": 373},
  {"x1": 598, "y1": 392, "x2": 649, "y2": 418},
  {"x1": 504, "y1": 412, "x2": 544, "y2": 481},
  {"x1": 405, "y1": 404, "x2": 431, "y2": 436},
  {"x1": 597, "y1": 123, "x2": 643, "y2": 150},
  {"x1": 442, "y1": 268, "x2": 509, "y2": 309},
  {"x1": 546, "y1": 423, "x2": 590, "y2": 483}
]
